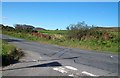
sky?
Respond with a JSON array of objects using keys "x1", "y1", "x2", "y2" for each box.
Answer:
[
  {"x1": 2, "y1": 0, "x2": 120, "y2": 2},
  {"x1": 2, "y1": 2, "x2": 118, "y2": 30}
]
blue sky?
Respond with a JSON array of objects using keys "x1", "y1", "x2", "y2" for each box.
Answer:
[{"x1": 2, "y1": 2, "x2": 118, "y2": 30}]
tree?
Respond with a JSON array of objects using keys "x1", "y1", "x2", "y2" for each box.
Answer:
[
  {"x1": 56, "y1": 28, "x2": 59, "y2": 30},
  {"x1": 66, "y1": 26, "x2": 69, "y2": 30},
  {"x1": 67, "y1": 21, "x2": 92, "y2": 40},
  {"x1": 14, "y1": 24, "x2": 35, "y2": 33},
  {"x1": 1, "y1": 24, "x2": 15, "y2": 31}
]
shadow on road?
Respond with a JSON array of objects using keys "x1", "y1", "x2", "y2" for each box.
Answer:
[
  {"x1": 2, "y1": 39, "x2": 23, "y2": 42},
  {"x1": 20, "y1": 56, "x2": 79, "y2": 63},
  {"x1": 2, "y1": 61, "x2": 62, "y2": 71}
]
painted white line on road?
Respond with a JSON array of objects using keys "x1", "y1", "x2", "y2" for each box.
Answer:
[
  {"x1": 110, "y1": 56, "x2": 113, "y2": 58},
  {"x1": 68, "y1": 74, "x2": 74, "y2": 76},
  {"x1": 82, "y1": 71, "x2": 97, "y2": 76},
  {"x1": 33, "y1": 60, "x2": 37, "y2": 61},
  {"x1": 53, "y1": 67, "x2": 67, "y2": 73},
  {"x1": 65, "y1": 66, "x2": 78, "y2": 71},
  {"x1": 53, "y1": 66, "x2": 78, "y2": 75}
]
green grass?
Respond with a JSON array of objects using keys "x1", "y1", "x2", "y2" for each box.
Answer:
[
  {"x1": 109, "y1": 31, "x2": 118, "y2": 36},
  {"x1": 2, "y1": 30, "x2": 119, "y2": 54},
  {"x1": 0, "y1": 40, "x2": 16, "y2": 56},
  {"x1": 1, "y1": 40, "x2": 24, "y2": 66},
  {"x1": 38, "y1": 30, "x2": 68, "y2": 35},
  {"x1": 45, "y1": 39, "x2": 119, "y2": 54}
]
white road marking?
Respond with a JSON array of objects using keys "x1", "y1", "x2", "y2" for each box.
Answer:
[
  {"x1": 65, "y1": 66, "x2": 78, "y2": 71},
  {"x1": 53, "y1": 66, "x2": 78, "y2": 75},
  {"x1": 53, "y1": 67, "x2": 67, "y2": 73},
  {"x1": 68, "y1": 74, "x2": 74, "y2": 76},
  {"x1": 33, "y1": 60, "x2": 37, "y2": 61},
  {"x1": 110, "y1": 56, "x2": 113, "y2": 58},
  {"x1": 82, "y1": 71, "x2": 97, "y2": 76}
]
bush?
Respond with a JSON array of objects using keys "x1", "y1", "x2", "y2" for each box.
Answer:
[{"x1": 66, "y1": 21, "x2": 104, "y2": 40}]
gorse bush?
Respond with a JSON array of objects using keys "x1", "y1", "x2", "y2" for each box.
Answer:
[{"x1": 66, "y1": 21, "x2": 105, "y2": 40}]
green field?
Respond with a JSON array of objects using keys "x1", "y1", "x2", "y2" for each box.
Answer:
[{"x1": 38, "y1": 30, "x2": 68, "y2": 35}]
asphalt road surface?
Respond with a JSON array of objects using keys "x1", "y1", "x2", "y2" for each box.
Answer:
[{"x1": 1, "y1": 34, "x2": 119, "y2": 77}]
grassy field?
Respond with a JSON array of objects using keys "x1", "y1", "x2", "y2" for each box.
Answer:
[
  {"x1": 38, "y1": 30, "x2": 68, "y2": 35},
  {"x1": 1, "y1": 40, "x2": 24, "y2": 66},
  {"x1": 2, "y1": 29, "x2": 119, "y2": 54}
]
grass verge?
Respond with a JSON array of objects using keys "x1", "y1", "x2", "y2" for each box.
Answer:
[
  {"x1": 2, "y1": 31, "x2": 119, "y2": 54},
  {"x1": 1, "y1": 40, "x2": 24, "y2": 66}
]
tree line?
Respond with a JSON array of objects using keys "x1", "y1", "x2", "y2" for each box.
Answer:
[{"x1": 1, "y1": 24, "x2": 37, "y2": 33}]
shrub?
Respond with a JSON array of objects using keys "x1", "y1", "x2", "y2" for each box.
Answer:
[{"x1": 66, "y1": 21, "x2": 104, "y2": 40}]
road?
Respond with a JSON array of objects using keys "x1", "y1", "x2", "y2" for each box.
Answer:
[{"x1": 1, "y1": 34, "x2": 119, "y2": 77}]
